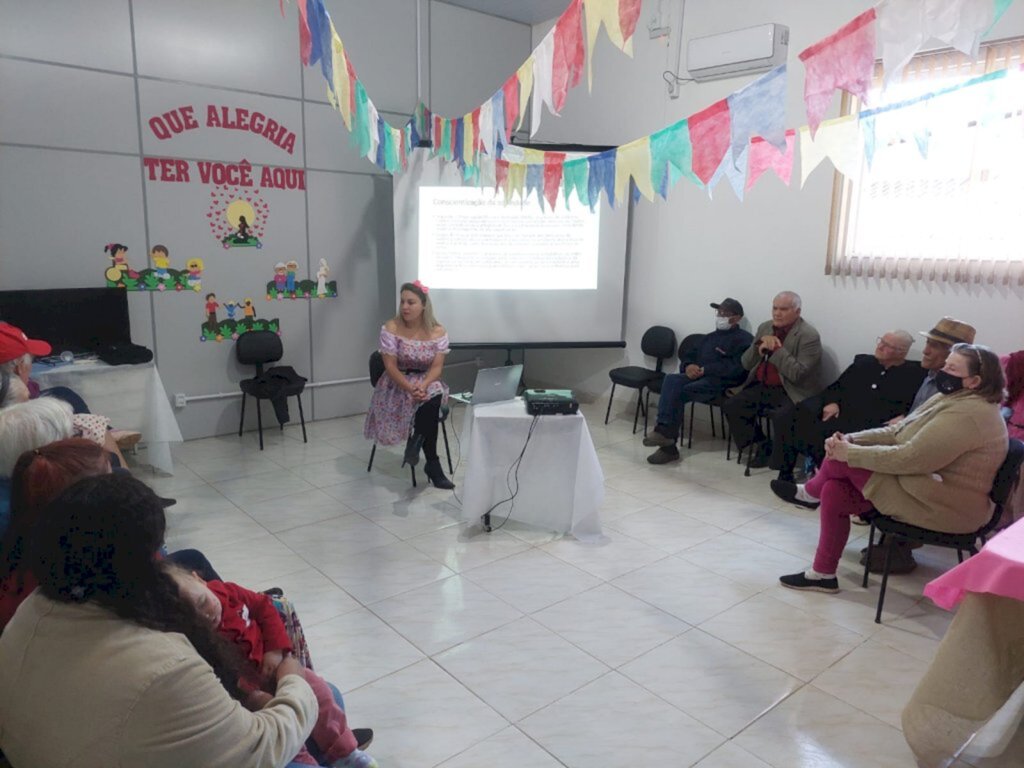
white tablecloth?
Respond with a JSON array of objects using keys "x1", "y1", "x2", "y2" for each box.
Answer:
[
  {"x1": 32, "y1": 360, "x2": 183, "y2": 475},
  {"x1": 458, "y1": 398, "x2": 604, "y2": 540}
]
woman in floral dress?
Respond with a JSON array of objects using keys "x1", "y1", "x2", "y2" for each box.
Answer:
[{"x1": 364, "y1": 281, "x2": 454, "y2": 489}]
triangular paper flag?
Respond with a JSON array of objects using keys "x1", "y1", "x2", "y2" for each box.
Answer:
[
  {"x1": 728, "y1": 64, "x2": 788, "y2": 165},
  {"x1": 689, "y1": 99, "x2": 732, "y2": 184},
  {"x1": 746, "y1": 131, "x2": 796, "y2": 191}
]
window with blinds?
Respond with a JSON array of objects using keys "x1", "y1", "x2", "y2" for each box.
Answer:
[{"x1": 827, "y1": 39, "x2": 1024, "y2": 284}]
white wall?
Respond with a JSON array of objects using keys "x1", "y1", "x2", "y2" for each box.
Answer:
[
  {"x1": 527, "y1": 0, "x2": 1024, "y2": 402},
  {"x1": 0, "y1": 0, "x2": 532, "y2": 439}
]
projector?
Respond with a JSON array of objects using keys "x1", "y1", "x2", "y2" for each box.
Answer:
[{"x1": 524, "y1": 389, "x2": 579, "y2": 415}]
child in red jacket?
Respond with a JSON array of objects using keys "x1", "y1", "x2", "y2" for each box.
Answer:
[{"x1": 169, "y1": 568, "x2": 376, "y2": 768}]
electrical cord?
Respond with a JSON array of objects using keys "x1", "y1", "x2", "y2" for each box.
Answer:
[
  {"x1": 663, "y1": 70, "x2": 695, "y2": 87},
  {"x1": 481, "y1": 414, "x2": 540, "y2": 532}
]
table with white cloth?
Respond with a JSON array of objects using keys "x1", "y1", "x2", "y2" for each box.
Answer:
[
  {"x1": 456, "y1": 398, "x2": 604, "y2": 540},
  {"x1": 32, "y1": 360, "x2": 183, "y2": 475}
]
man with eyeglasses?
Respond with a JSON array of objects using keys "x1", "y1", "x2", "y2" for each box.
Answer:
[
  {"x1": 722, "y1": 291, "x2": 822, "y2": 464},
  {"x1": 766, "y1": 330, "x2": 925, "y2": 483},
  {"x1": 645, "y1": 298, "x2": 752, "y2": 464}
]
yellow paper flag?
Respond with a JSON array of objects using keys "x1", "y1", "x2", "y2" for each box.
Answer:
[
  {"x1": 507, "y1": 162, "x2": 526, "y2": 203},
  {"x1": 799, "y1": 115, "x2": 863, "y2": 188},
  {"x1": 584, "y1": 0, "x2": 633, "y2": 90},
  {"x1": 330, "y1": 29, "x2": 352, "y2": 130},
  {"x1": 615, "y1": 138, "x2": 654, "y2": 202},
  {"x1": 463, "y1": 112, "x2": 476, "y2": 168}
]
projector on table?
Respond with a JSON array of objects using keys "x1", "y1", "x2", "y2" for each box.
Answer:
[{"x1": 523, "y1": 389, "x2": 579, "y2": 415}]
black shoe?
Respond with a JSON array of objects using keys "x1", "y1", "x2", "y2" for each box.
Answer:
[
  {"x1": 402, "y1": 433, "x2": 425, "y2": 467},
  {"x1": 780, "y1": 571, "x2": 839, "y2": 593},
  {"x1": 353, "y1": 728, "x2": 374, "y2": 750},
  {"x1": 770, "y1": 479, "x2": 820, "y2": 510},
  {"x1": 647, "y1": 446, "x2": 680, "y2": 465},
  {"x1": 747, "y1": 440, "x2": 772, "y2": 468},
  {"x1": 776, "y1": 470, "x2": 795, "y2": 484},
  {"x1": 859, "y1": 543, "x2": 918, "y2": 574},
  {"x1": 424, "y1": 458, "x2": 455, "y2": 489},
  {"x1": 642, "y1": 428, "x2": 675, "y2": 448},
  {"x1": 262, "y1": 587, "x2": 284, "y2": 598}
]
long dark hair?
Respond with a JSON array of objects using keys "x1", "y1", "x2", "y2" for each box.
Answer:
[{"x1": 31, "y1": 473, "x2": 249, "y2": 699}]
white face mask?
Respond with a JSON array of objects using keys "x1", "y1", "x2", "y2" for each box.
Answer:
[{"x1": 715, "y1": 316, "x2": 732, "y2": 331}]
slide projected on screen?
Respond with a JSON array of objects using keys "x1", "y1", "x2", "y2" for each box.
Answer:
[{"x1": 419, "y1": 186, "x2": 599, "y2": 290}]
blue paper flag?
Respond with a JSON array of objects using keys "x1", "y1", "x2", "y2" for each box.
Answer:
[
  {"x1": 306, "y1": 0, "x2": 324, "y2": 69},
  {"x1": 707, "y1": 145, "x2": 749, "y2": 202},
  {"x1": 526, "y1": 163, "x2": 544, "y2": 209},
  {"x1": 491, "y1": 90, "x2": 506, "y2": 149},
  {"x1": 587, "y1": 152, "x2": 616, "y2": 210},
  {"x1": 312, "y1": 0, "x2": 333, "y2": 84},
  {"x1": 727, "y1": 65, "x2": 787, "y2": 167}
]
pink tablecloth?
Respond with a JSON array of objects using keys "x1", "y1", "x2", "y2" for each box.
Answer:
[{"x1": 924, "y1": 517, "x2": 1024, "y2": 610}]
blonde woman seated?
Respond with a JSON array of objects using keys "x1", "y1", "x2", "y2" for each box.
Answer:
[
  {"x1": 363, "y1": 281, "x2": 454, "y2": 489},
  {"x1": 773, "y1": 344, "x2": 1008, "y2": 593}
]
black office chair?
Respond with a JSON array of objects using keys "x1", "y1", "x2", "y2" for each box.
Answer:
[
  {"x1": 236, "y1": 331, "x2": 307, "y2": 450},
  {"x1": 862, "y1": 438, "x2": 1024, "y2": 624},
  {"x1": 366, "y1": 351, "x2": 452, "y2": 487},
  {"x1": 643, "y1": 334, "x2": 727, "y2": 446},
  {"x1": 605, "y1": 325, "x2": 676, "y2": 434}
]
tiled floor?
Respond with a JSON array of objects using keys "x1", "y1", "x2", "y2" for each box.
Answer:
[{"x1": 131, "y1": 401, "x2": 1001, "y2": 768}]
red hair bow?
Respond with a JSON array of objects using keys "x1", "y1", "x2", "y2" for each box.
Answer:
[{"x1": 412, "y1": 279, "x2": 429, "y2": 294}]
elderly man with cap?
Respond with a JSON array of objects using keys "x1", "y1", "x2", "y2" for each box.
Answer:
[
  {"x1": 0, "y1": 322, "x2": 92, "y2": 414},
  {"x1": 645, "y1": 298, "x2": 753, "y2": 464},
  {"x1": 766, "y1": 330, "x2": 925, "y2": 483},
  {"x1": 905, "y1": 317, "x2": 977, "y2": 416},
  {"x1": 722, "y1": 291, "x2": 823, "y2": 463}
]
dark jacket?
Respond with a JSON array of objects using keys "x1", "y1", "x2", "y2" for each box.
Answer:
[
  {"x1": 822, "y1": 354, "x2": 926, "y2": 429},
  {"x1": 681, "y1": 326, "x2": 754, "y2": 386}
]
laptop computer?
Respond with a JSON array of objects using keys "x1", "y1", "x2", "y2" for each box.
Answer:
[{"x1": 453, "y1": 364, "x2": 523, "y2": 405}]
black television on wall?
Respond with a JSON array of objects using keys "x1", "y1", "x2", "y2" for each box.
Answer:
[{"x1": 0, "y1": 287, "x2": 132, "y2": 355}]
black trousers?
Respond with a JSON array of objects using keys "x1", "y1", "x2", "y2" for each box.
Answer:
[
  {"x1": 412, "y1": 394, "x2": 442, "y2": 461},
  {"x1": 721, "y1": 384, "x2": 792, "y2": 450},
  {"x1": 770, "y1": 394, "x2": 881, "y2": 475}
]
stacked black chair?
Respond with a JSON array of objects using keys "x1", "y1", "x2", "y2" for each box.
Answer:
[
  {"x1": 605, "y1": 325, "x2": 676, "y2": 435},
  {"x1": 862, "y1": 438, "x2": 1024, "y2": 623},
  {"x1": 236, "y1": 331, "x2": 307, "y2": 450}
]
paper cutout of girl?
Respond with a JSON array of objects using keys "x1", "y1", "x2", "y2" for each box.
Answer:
[
  {"x1": 273, "y1": 263, "x2": 287, "y2": 296},
  {"x1": 104, "y1": 243, "x2": 138, "y2": 283},
  {"x1": 316, "y1": 259, "x2": 330, "y2": 297},
  {"x1": 186, "y1": 258, "x2": 204, "y2": 291}
]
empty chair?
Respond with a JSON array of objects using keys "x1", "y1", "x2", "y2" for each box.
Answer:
[
  {"x1": 235, "y1": 331, "x2": 307, "y2": 450},
  {"x1": 605, "y1": 325, "x2": 676, "y2": 434}
]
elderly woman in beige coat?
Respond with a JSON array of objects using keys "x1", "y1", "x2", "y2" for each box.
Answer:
[{"x1": 772, "y1": 343, "x2": 1008, "y2": 594}]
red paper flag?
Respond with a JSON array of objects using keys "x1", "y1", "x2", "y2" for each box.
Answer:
[
  {"x1": 543, "y1": 152, "x2": 567, "y2": 210},
  {"x1": 799, "y1": 8, "x2": 876, "y2": 136},
  {"x1": 495, "y1": 159, "x2": 510, "y2": 192},
  {"x1": 346, "y1": 57, "x2": 357, "y2": 122},
  {"x1": 471, "y1": 107, "x2": 482, "y2": 151},
  {"x1": 552, "y1": 0, "x2": 584, "y2": 113},
  {"x1": 502, "y1": 76, "x2": 520, "y2": 141},
  {"x1": 296, "y1": 0, "x2": 312, "y2": 65},
  {"x1": 688, "y1": 99, "x2": 731, "y2": 185},
  {"x1": 433, "y1": 115, "x2": 443, "y2": 152},
  {"x1": 619, "y1": 0, "x2": 642, "y2": 45},
  {"x1": 746, "y1": 131, "x2": 796, "y2": 191}
]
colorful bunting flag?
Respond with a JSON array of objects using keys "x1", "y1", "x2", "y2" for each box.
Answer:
[
  {"x1": 544, "y1": 152, "x2": 567, "y2": 210},
  {"x1": 746, "y1": 131, "x2": 796, "y2": 191},
  {"x1": 727, "y1": 65, "x2": 788, "y2": 166},
  {"x1": 615, "y1": 138, "x2": 654, "y2": 203},
  {"x1": 707, "y1": 146, "x2": 749, "y2": 201},
  {"x1": 799, "y1": 9, "x2": 876, "y2": 136},
  {"x1": 587, "y1": 151, "x2": 616, "y2": 209},
  {"x1": 689, "y1": 100, "x2": 732, "y2": 185},
  {"x1": 525, "y1": 163, "x2": 545, "y2": 209},
  {"x1": 296, "y1": 0, "x2": 312, "y2": 65},
  {"x1": 502, "y1": 75, "x2": 520, "y2": 142},
  {"x1": 516, "y1": 61, "x2": 534, "y2": 132},
  {"x1": 799, "y1": 115, "x2": 864, "y2": 187},
  {"x1": 552, "y1": 0, "x2": 585, "y2": 113},
  {"x1": 531, "y1": 31, "x2": 556, "y2": 135}
]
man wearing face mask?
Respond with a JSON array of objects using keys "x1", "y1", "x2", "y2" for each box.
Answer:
[
  {"x1": 905, "y1": 318, "x2": 977, "y2": 415},
  {"x1": 645, "y1": 298, "x2": 753, "y2": 464}
]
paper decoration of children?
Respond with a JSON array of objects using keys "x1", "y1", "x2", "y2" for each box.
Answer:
[
  {"x1": 186, "y1": 258, "x2": 204, "y2": 292},
  {"x1": 219, "y1": 197, "x2": 264, "y2": 249},
  {"x1": 243, "y1": 298, "x2": 256, "y2": 318},
  {"x1": 224, "y1": 300, "x2": 239, "y2": 320},
  {"x1": 205, "y1": 293, "x2": 219, "y2": 326},
  {"x1": 316, "y1": 259, "x2": 330, "y2": 297},
  {"x1": 265, "y1": 262, "x2": 338, "y2": 300},
  {"x1": 285, "y1": 260, "x2": 299, "y2": 293},
  {"x1": 151, "y1": 245, "x2": 171, "y2": 280},
  {"x1": 273, "y1": 262, "x2": 288, "y2": 297},
  {"x1": 103, "y1": 243, "x2": 137, "y2": 286}
]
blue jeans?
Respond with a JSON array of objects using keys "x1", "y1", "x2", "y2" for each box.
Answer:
[
  {"x1": 654, "y1": 374, "x2": 722, "y2": 440},
  {"x1": 285, "y1": 683, "x2": 345, "y2": 768}
]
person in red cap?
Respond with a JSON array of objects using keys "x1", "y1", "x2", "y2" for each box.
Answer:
[{"x1": 0, "y1": 323, "x2": 52, "y2": 399}]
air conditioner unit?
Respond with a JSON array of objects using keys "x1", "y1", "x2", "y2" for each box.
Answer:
[{"x1": 687, "y1": 23, "x2": 789, "y2": 82}]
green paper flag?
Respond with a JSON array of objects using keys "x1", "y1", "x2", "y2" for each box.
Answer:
[{"x1": 354, "y1": 81, "x2": 371, "y2": 158}]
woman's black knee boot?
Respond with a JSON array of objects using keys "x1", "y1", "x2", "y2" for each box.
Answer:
[{"x1": 424, "y1": 458, "x2": 455, "y2": 489}]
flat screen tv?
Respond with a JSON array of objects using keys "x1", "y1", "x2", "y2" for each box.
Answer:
[{"x1": 0, "y1": 287, "x2": 132, "y2": 355}]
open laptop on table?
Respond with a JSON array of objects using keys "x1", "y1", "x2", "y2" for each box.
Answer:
[{"x1": 451, "y1": 364, "x2": 523, "y2": 405}]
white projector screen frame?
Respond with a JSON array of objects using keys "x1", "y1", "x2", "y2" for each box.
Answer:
[{"x1": 393, "y1": 148, "x2": 629, "y2": 345}]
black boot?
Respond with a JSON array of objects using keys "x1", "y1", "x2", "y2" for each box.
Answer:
[
  {"x1": 403, "y1": 432, "x2": 425, "y2": 467},
  {"x1": 424, "y1": 458, "x2": 455, "y2": 489}
]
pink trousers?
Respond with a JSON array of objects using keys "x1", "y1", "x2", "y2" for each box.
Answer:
[
  {"x1": 292, "y1": 668, "x2": 358, "y2": 765},
  {"x1": 804, "y1": 458, "x2": 874, "y2": 574}
]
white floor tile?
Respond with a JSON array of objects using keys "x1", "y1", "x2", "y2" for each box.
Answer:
[
  {"x1": 463, "y1": 549, "x2": 602, "y2": 614},
  {"x1": 436, "y1": 726, "x2": 564, "y2": 768}
]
